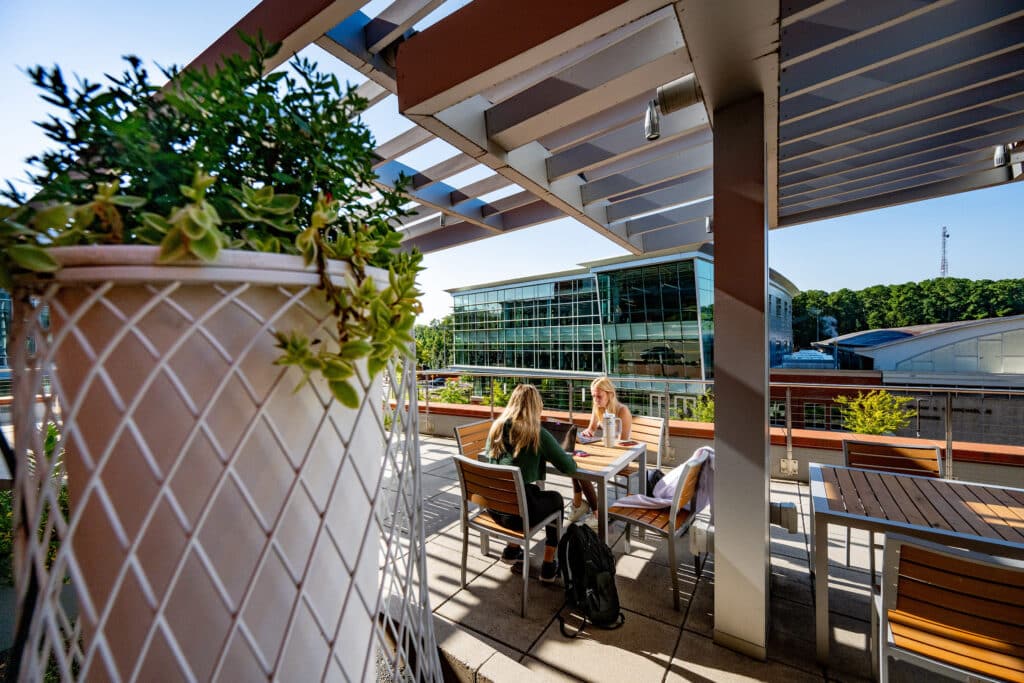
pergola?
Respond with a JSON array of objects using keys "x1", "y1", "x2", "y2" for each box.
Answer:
[{"x1": 191, "y1": 0, "x2": 1024, "y2": 660}]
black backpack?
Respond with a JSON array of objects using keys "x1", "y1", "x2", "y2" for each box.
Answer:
[{"x1": 556, "y1": 523, "x2": 625, "y2": 636}]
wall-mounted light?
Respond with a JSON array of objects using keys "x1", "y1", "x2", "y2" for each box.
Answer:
[{"x1": 644, "y1": 73, "x2": 704, "y2": 143}]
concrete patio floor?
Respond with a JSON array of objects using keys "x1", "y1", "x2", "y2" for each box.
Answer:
[{"x1": 414, "y1": 435, "x2": 950, "y2": 683}]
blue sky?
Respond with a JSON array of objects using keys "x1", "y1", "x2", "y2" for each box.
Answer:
[{"x1": 3, "y1": 1, "x2": 1022, "y2": 324}]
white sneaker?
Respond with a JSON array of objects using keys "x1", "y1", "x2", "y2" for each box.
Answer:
[{"x1": 567, "y1": 501, "x2": 592, "y2": 524}]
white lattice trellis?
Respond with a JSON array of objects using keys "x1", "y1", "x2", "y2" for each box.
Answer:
[{"x1": 10, "y1": 247, "x2": 440, "y2": 682}]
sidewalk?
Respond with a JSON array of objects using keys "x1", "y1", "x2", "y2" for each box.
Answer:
[{"x1": 415, "y1": 435, "x2": 912, "y2": 682}]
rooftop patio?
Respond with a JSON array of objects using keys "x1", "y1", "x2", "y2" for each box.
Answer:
[{"x1": 413, "y1": 433, "x2": 954, "y2": 682}]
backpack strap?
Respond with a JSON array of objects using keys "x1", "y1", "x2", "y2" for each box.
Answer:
[
  {"x1": 557, "y1": 607, "x2": 625, "y2": 637},
  {"x1": 557, "y1": 610, "x2": 588, "y2": 639}
]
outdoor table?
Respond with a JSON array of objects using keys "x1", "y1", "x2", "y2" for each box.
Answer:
[
  {"x1": 809, "y1": 462, "x2": 1024, "y2": 664},
  {"x1": 548, "y1": 440, "x2": 647, "y2": 545}
]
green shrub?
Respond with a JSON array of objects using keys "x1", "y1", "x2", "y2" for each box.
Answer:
[
  {"x1": 434, "y1": 380, "x2": 471, "y2": 405},
  {"x1": 834, "y1": 389, "x2": 915, "y2": 435}
]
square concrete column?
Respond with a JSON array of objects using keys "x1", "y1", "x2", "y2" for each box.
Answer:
[{"x1": 712, "y1": 94, "x2": 769, "y2": 659}]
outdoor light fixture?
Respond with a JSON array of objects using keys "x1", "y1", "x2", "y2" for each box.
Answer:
[
  {"x1": 644, "y1": 100, "x2": 660, "y2": 141},
  {"x1": 644, "y1": 73, "x2": 704, "y2": 142}
]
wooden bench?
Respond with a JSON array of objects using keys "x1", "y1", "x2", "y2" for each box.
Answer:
[{"x1": 875, "y1": 534, "x2": 1024, "y2": 682}]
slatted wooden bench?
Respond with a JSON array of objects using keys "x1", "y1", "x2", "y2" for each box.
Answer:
[{"x1": 876, "y1": 534, "x2": 1024, "y2": 682}]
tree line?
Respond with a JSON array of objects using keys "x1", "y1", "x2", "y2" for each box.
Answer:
[
  {"x1": 793, "y1": 277, "x2": 1024, "y2": 349},
  {"x1": 414, "y1": 314, "x2": 453, "y2": 369}
]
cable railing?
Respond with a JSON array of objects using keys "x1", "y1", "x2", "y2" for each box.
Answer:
[{"x1": 414, "y1": 369, "x2": 1024, "y2": 475}]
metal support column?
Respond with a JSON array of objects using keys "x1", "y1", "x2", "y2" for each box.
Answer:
[{"x1": 712, "y1": 94, "x2": 769, "y2": 660}]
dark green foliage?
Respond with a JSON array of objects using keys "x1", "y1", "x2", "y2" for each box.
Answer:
[
  {"x1": 1, "y1": 34, "x2": 423, "y2": 403},
  {"x1": 792, "y1": 278, "x2": 1024, "y2": 348}
]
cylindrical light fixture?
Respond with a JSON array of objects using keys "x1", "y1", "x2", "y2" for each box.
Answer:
[{"x1": 644, "y1": 99, "x2": 661, "y2": 141}]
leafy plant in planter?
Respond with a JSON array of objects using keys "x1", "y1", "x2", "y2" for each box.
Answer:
[{"x1": 0, "y1": 33, "x2": 421, "y2": 405}]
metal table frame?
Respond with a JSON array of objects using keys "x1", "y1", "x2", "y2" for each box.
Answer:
[
  {"x1": 809, "y1": 462, "x2": 1024, "y2": 664},
  {"x1": 549, "y1": 441, "x2": 647, "y2": 544}
]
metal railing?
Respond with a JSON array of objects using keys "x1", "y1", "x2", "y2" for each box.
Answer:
[{"x1": 414, "y1": 369, "x2": 1024, "y2": 476}]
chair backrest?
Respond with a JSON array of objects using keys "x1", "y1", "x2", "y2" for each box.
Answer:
[
  {"x1": 454, "y1": 419, "x2": 494, "y2": 460},
  {"x1": 452, "y1": 454, "x2": 526, "y2": 520},
  {"x1": 882, "y1": 534, "x2": 1024, "y2": 683},
  {"x1": 630, "y1": 415, "x2": 666, "y2": 469},
  {"x1": 670, "y1": 458, "x2": 704, "y2": 530},
  {"x1": 843, "y1": 439, "x2": 943, "y2": 478}
]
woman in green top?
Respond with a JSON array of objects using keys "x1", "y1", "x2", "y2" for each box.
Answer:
[{"x1": 486, "y1": 384, "x2": 577, "y2": 582}]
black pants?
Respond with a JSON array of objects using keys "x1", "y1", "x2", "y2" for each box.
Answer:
[{"x1": 489, "y1": 483, "x2": 563, "y2": 547}]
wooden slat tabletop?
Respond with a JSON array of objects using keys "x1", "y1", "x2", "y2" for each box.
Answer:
[{"x1": 820, "y1": 465, "x2": 1024, "y2": 545}]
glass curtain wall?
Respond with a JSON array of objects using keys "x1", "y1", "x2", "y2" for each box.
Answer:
[
  {"x1": 597, "y1": 260, "x2": 704, "y2": 380},
  {"x1": 451, "y1": 276, "x2": 601, "y2": 372}
]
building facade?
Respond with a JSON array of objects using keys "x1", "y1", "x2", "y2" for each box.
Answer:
[{"x1": 448, "y1": 248, "x2": 797, "y2": 415}]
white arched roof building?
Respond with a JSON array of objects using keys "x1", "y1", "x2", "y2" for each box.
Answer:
[{"x1": 815, "y1": 314, "x2": 1024, "y2": 385}]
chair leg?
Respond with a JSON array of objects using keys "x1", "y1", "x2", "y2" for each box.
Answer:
[
  {"x1": 480, "y1": 531, "x2": 490, "y2": 557},
  {"x1": 845, "y1": 526, "x2": 851, "y2": 567},
  {"x1": 623, "y1": 523, "x2": 632, "y2": 553},
  {"x1": 869, "y1": 531, "x2": 876, "y2": 589},
  {"x1": 668, "y1": 534, "x2": 680, "y2": 612},
  {"x1": 521, "y1": 542, "x2": 530, "y2": 618},
  {"x1": 693, "y1": 553, "x2": 701, "y2": 579},
  {"x1": 461, "y1": 525, "x2": 468, "y2": 588}
]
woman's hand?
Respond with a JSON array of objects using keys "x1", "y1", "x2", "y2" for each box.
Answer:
[{"x1": 581, "y1": 428, "x2": 594, "y2": 438}]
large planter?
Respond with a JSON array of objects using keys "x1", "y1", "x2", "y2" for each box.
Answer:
[{"x1": 10, "y1": 247, "x2": 437, "y2": 681}]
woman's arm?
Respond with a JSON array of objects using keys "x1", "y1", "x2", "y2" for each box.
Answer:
[
  {"x1": 539, "y1": 429, "x2": 577, "y2": 475},
  {"x1": 580, "y1": 413, "x2": 600, "y2": 437},
  {"x1": 618, "y1": 404, "x2": 633, "y2": 441}
]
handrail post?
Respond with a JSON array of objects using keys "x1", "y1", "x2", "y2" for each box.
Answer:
[
  {"x1": 568, "y1": 380, "x2": 573, "y2": 421},
  {"x1": 785, "y1": 387, "x2": 793, "y2": 460},
  {"x1": 944, "y1": 392, "x2": 954, "y2": 478},
  {"x1": 489, "y1": 377, "x2": 495, "y2": 420},
  {"x1": 663, "y1": 382, "x2": 671, "y2": 420}
]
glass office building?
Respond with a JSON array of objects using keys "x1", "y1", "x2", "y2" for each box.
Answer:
[{"x1": 449, "y1": 248, "x2": 797, "y2": 398}]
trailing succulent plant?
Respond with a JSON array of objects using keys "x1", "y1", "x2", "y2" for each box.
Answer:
[{"x1": 0, "y1": 33, "x2": 422, "y2": 406}]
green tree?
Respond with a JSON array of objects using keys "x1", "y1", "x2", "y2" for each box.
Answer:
[
  {"x1": 434, "y1": 379, "x2": 471, "y2": 404},
  {"x1": 481, "y1": 381, "x2": 512, "y2": 407},
  {"x1": 675, "y1": 392, "x2": 714, "y2": 423},
  {"x1": 834, "y1": 390, "x2": 915, "y2": 435},
  {"x1": 414, "y1": 315, "x2": 452, "y2": 369}
]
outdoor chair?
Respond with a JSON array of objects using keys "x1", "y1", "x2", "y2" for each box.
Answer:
[
  {"x1": 873, "y1": 534, "x2": 1024, "y2": 683},
  {"x1": 612, "y1": 415, "x2": 666, "y2": 495},
  {"x1": 843, "y1": 439, "x2": 943, "y2": 584},
  {"x1": 453, "y1": 454, "x2": 562, "y2": 618},
  {"x1": 454, "y1": 418, "x2": 494, "y2": 460},
  {"x1": 608, "y1": 449, "x2": 705, "y2": 611}
]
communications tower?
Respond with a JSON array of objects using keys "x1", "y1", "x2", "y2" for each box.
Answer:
[{"x1": 940, "y1": 226, "x2": 949, "y2": 278}]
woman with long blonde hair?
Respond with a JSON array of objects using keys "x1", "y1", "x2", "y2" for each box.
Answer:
[
  {"x1": 569, "y1": 376, "x2": 633, "y2": 523},
  {"x1": 485, "y1": 384, "x2": 577, "y2": 581}
]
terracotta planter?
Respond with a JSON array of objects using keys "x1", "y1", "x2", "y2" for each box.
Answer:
[{"x1": 10, "y1": 246, "x2": 410, "y2": 680}]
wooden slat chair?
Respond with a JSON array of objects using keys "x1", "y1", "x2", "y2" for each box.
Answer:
[
  {"x1": 874, "y1": 534, "x2": 1024, "y2": 683},
  {"x1": 608, "y1": 453, "x2": 705, "y2": 611},
  {"x1": 612, "y1": 415, "x2": 666, "y2": 495},
  {"x1": 454, "y1": 419, "x2": 494, "y2": 460},
  {"x1": 453, "y1": 454, "x2": 562, "y2": 618},
  {"x1": 843, "y1": 440, "x2": 943, "y2": 583}
]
